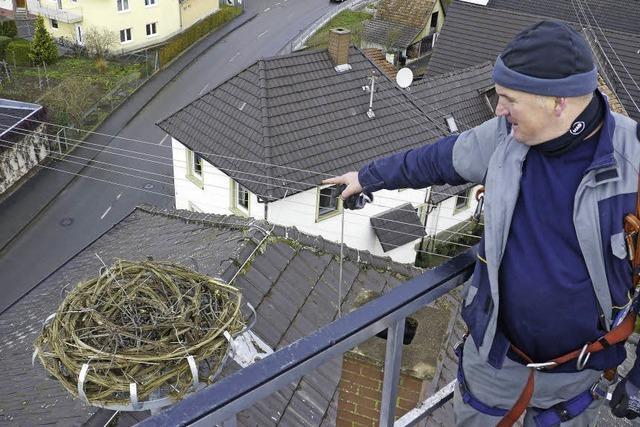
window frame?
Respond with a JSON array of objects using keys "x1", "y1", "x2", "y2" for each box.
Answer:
[
  {"x1": 316, "y1": 185, "x2": 342, "y2": 222},
  {"x1": 453, "y1": 188, "x2": 472, "y2": 215},
  {"x1": 116, "y1": 0, "x2": 129, "y2": 12},
  {"x1": 185, "y1": 149, "x2": 204, "y2": 188},
  {"x1": 146, "y1": 22, "x2": 158, "y2": 37},
  {"x1": 230, "y1": 180, "x2": 250, "y2": 217},
  {"x1": 119, "y1": 28, "x2": 132, "y2": 44}
]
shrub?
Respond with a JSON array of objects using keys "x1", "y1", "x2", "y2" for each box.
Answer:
[
  {"x1": 6, "y1": 38, "x2": 31, "y2": 66},
  {"x1": 159, "y1": 5, "x2": 241, "y2": 66},
  {"x1": 84, "y1": 26, "x2": 117, "y2": 59},
  {"x1": 0, "y1": 35, "x2": 12, "y2": 59},
  {"x1": 95, "y1": 56, "x2": 108, "y2": 73},
  {"x1": 0, "y1": 20, "x2": 17, "y2": 38},
  {"x1": 29, "y1": 16, "x2": 58, "y2": 65}
]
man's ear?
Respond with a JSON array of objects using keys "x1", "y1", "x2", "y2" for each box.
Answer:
[{"x1": 554, "y1": 97, "x2": 568, "y2": 115}]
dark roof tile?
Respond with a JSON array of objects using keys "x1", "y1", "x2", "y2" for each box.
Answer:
[{"x1": 370, "y1": 203, "x2": 426, "y2": 252}]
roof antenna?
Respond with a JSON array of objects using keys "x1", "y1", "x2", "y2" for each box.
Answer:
[{"x1": 362, "y1": 71, "x2": 378, "y2": 119}]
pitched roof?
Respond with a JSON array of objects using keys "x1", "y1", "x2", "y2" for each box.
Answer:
[
  {"x1": 377, "y1": 0, "x2": 436, "y2": 29},
  {"x1": 0, "y1": 206, "x2": 422, "y2": 426},
  {"x1": 370, "y1": 203, "x2": 426, "y2": 252},
  {"x1": 427, "y1": 1, "x2": 640, "y2": 121},
  {"x1": 430, "y1": 183, "x2": 475, "y2": 205},
  {"x1": 158, "y1": 47, "x2": 454, "y2": 202},
  {"x1": 363, "y1": 19, "x2": 424, "y2": 50},
  {"x1": 487, "y1": 0, "x2": 640, "y2": 35},
  {"x1": 412, "y1": 62, "x2": 495, "y2": 131},
  {"x1": 362, "y1": 48, "x2": 398, "y2": 80}
]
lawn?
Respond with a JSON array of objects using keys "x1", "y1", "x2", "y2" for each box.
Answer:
[
  {"x1": 0, "y1": 57, "x2": 143, "y2": 127},
  {"x1": 306, "y1": 10, "x2": 374, "y2": 49}
]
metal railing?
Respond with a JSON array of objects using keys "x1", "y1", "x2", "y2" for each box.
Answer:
[{"x1": 137, "y1": 249, "x2": 476, "y2": 427}]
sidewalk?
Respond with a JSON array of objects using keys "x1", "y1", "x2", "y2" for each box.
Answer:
[{"x1": 0, "y1": 10, "x2": 256, "y2": 254}]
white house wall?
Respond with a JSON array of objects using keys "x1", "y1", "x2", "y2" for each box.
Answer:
[
  {"x1": 172, "y1": 138, "x2": 264, "y2": 219},
  {"x1": 425, "y1": 187, "x2": 481, "y2": 237}
]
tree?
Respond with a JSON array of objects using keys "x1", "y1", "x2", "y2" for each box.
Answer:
[
  {"x1": 29, "y1": 16, "x2": 58, "y2": 65},
  {"x1": 84, "y1": 26, "x2": 117, "y2": 59}
]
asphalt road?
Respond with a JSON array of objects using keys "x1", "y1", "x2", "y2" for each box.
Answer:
[{"x1": 0, "y1": 0, "x2": 340, "y2": 313}]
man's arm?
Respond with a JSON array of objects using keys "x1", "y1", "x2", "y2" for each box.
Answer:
[
  {"x1": 324, "y1": 117, "x2": 505, "y2": 198},
  {"x1": 357, "y1": 135, "x2": 466, "y2": 193}
]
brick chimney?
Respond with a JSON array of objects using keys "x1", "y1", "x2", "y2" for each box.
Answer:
[
  {"x1": 335, "y1": 289, "x2": 457, "y2": 425},
  {"x1": 328, "y1": 27, "x2": 351, "y2": 67}
]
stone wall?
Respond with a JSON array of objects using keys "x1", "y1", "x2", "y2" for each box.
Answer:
[{"x1": 0, "y1": 124, "x2": 48, "y2": 194}]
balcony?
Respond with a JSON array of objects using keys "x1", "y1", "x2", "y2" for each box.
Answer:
[
  {"x1": 136, "y1": 250, "x2": 476, "y2": 426},
  {"x1": 29, "y1": 3, "x2": 82, "y2": 23}
]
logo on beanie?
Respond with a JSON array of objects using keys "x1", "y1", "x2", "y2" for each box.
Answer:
[{"x1": 570, "y1": 121, "x2": 586, "y2": 135}]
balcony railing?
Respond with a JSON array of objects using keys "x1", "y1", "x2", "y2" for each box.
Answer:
[
  {"x1": 29, "y1": 3, "x2": 82, "y2": 23},
  {"x1": 136, "y1": 248, "x2": 476, "y2": 427}
]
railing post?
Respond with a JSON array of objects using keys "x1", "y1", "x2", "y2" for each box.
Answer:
[{"x1": 379, "y1": 319, "x2": 405, "y2": 427}]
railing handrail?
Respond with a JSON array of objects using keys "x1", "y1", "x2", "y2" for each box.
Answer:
[{"x1": 137, "y1": 249, "x2": 476, "y2": 427}]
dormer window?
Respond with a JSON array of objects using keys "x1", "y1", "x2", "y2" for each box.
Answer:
[
  {"x1": 317, "y1": 185, "x2": 342, "y2": 221},
  {"x1": 483, "y1": 87, "x2": 498, "y2": 112}
]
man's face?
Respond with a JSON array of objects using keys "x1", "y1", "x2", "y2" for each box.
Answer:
[{"x1": 494, "y1": 84, "x2": 555, "y2": 145}]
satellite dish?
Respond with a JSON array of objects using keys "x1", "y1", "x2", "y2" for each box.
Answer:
[{"x1": 396, "y1": 67, "x2": 414, "y2": 88}]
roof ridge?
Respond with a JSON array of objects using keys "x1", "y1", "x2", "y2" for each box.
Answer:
[
  {"x1": 420, "y1": 61, "x2": 493, "y2": 80},
  {"x1": 258, "y1": 60, "x2": 273, "y2": 200},
  {"x1": 136, "y1": 205, "x2": 423, "y2": 278}
]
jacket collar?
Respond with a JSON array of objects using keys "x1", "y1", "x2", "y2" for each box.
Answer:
[{"x1": 585, "y1": 90, "x2": 617, "y2": 174}]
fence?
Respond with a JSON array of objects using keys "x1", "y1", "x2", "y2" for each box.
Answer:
[{"x1": 137, "y1": 249, "x2": 476, "y2": 426}]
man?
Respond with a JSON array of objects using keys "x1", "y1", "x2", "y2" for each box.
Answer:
[{"x1": 325, "y1": 21, "x2": 640, "y2": 425}]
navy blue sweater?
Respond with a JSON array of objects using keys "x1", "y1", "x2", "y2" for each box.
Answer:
[{"x1": 497, "y1": 131, "x2": 622, "y2": 371}]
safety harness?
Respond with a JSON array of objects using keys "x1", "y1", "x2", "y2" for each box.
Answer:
[{"x1": 457, "y1": 178, "x2": 640, "y2": 426}]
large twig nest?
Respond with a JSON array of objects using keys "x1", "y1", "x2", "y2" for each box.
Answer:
[{"x1": 34, "y1": 260, "x2": 245, "y2": 406}]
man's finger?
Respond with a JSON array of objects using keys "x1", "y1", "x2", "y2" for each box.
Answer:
[{"x1": 322, "y1": 177, "x2": 341, "y2": 185}]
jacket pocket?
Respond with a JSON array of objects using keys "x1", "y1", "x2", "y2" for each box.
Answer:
[{"x1": 611, "y1": 231, "x2": 627, "y2": 260}]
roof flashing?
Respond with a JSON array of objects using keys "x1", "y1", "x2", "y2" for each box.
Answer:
[{"x1": 334, "y1": 63, "x2": 352, "y2": 73}]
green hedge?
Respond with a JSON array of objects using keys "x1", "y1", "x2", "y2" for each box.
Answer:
[
  {"x1": 0, "y1": 20, "x2": 17, "y2": 38},
  {"x1": 0, "y1": 36, "x2": 11, "y2": 59},
  {"x1": 159, "y1": 5, "x2": 241, "y2": 66},
  {"x1": 6, "y1": 39, "x2": 31, "y2": 66}
]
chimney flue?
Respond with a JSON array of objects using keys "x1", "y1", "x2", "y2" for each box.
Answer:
[{"x1": 328, "y1": 28, "x2": 351, "y2": 67}]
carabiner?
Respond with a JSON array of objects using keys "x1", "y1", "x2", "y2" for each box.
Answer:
[{"x1": 576, "y1": 344, "x2": 591, "y2": 371}]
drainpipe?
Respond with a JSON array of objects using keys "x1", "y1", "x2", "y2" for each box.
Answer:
[{"x1": 263, "y1": 202, "x2": 268, "y2": 222}]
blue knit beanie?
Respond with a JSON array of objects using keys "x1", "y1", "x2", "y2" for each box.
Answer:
[{"x1": 492, "y1": 21, "x2": 598, "y2": 97}]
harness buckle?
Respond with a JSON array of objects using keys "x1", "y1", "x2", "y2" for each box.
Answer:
[
  {"x1": 590, "y1": 370, "x2": 618, "y2": 400},
  {"x1": 525, "y1": 361, "x2": 557, "y2": 370},
  {"x1": 576, "y1": 344, "x2": 591, "y2": 371}
]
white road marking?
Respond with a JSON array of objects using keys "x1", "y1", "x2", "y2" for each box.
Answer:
[
  {"x1": 263, "y1": 7, "x2": 270, "y2": 12},
  {"x1": 100, "y1": 206, "x2": 112, "y2": 220},
  {"x1": 257, "y1": 30, "x2": 268, "y2": 38},
  {"x1": 116, "y1": 193, "x2": 122, "y2": 200},
  {"x1": 230, "y1": 52, "x2": 241, "y2": 62},
  {"x1": 273, "y1": 2, "x2": 280, "y2": 5},
  {"x1": 199, "y1": 83, "x2": 210, "y2": 95},
  {"x1": 159, "y1": 133, "x2": 170, "y2": 145}
]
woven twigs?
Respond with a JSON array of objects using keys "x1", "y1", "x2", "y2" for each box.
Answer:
[{"x1": 34, "y1": 260, "x2": 245, "y2": 406}]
